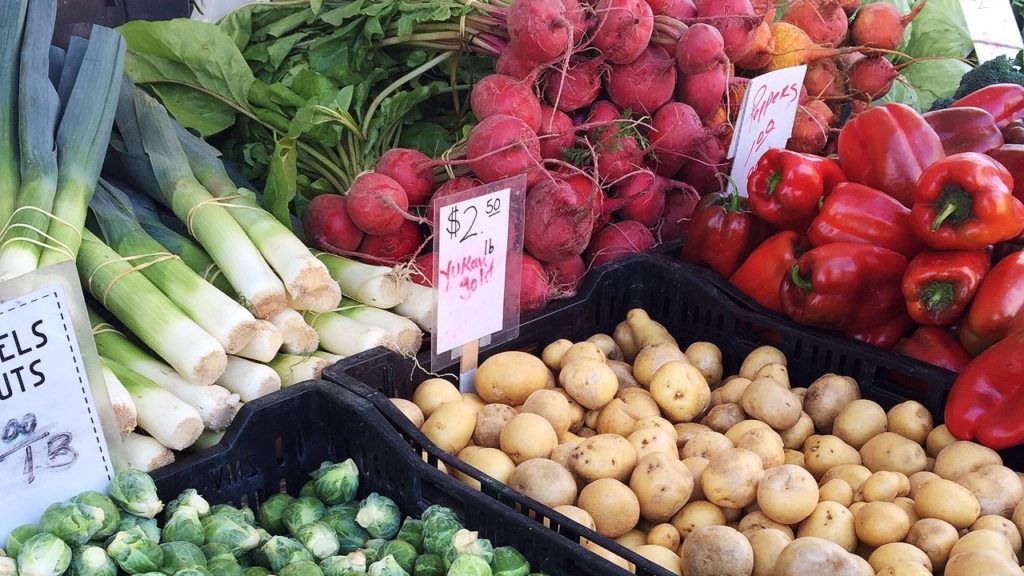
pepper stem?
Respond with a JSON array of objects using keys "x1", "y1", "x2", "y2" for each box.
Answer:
[
  {"x1": 767, "y1": 170, "x2": 782, "y2": 197},
  {"x1": 921, "y1": 280, "x2": 955, "y2": 311},
  {"x1": 790, "y1": 264, "x2": 812, "y2": 292},
  {"x1": 930, "y1": 185, "x2": 973, "y2": 232}
]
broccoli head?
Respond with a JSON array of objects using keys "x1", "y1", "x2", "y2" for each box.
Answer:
[
  {"x1": 953, "y1": 54, "x2": 1024, "y2": 100},
  {"x1": 928, "y1": 96, "x2": 955, "y2": 112}
]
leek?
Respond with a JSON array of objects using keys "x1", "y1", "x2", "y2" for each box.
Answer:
[
  {"x1": 47, "y1": 45, "x2": 63, "y2": 92},
  {"x1": 101, "y1": 358, "x2": 137, "y2": 435},
  {"x1": 122, "y1": 432, "x2": 174, "y2": 472},
  {"x1": 0, "y1": 0, "x2": 58, "y2": 279},
  {"x1": 91, "y1": 180, "x2": 258, "y2": 354},
  {"x1": 235, "y1": 319, "x2": 283, "y2": 363},
  {"x1": 117, "y1": 87, "x2": 287, "y2": 319},
  {"x1": 216, "y1": 356, "x2": 281, "y2": 402},
  {"x1": 187, "y1": 430, "x2": 225, "y2": 453},
  {"x1": 392, "y1": 281, "x2": 434, "y2": 331},
  {"x1": 78, "y1": 229, "x2": 228, "y2": 385},
  {"x1": 0, "y1": 0, "x2": 26, "y2": 236},
  {"x1": 339, "y1": 298, "x2": 423, "y2": 355},
  {"x1": 55, "y1": 35, "x2": 85, "y2": 111},
  {"x1": 304, "y1": 310, "x2": 391, "y2": 357},
  {"x1": 103, "y1": 357, "x2": 204, "y2": 451},
  {"x1": 313, "y1": 351, "x2": 346, "y2": 364},
  {"x1": 316, "y1": 252, "x2": 408, "y2": 309},
  {"x1": 268, "y1": 354, "x2": 330, "y2": 387},
  {"x1": 269, "y1": 307, "x2": 319, "y2": 354},
  {"x1": 175, "y1": 124, "x2": 340, "y2": 312},
  {"x1": 92, "y1": 320, "x2": 241, "y2": 431},
  {"x1": 38, "y1": 25, "x2": 125, "y2": 266}
]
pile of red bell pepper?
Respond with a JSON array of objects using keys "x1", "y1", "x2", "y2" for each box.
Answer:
[{"x1": 681, "y1": 85, "x2": 1024, "y2": 449}]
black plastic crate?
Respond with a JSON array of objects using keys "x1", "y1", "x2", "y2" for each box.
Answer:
[
  {"x1": 55, "y1": 0, "x2": 190, "y2": 48},
  {"x1": 150, "y1": 381, "x2": 627, "y2": 576}
]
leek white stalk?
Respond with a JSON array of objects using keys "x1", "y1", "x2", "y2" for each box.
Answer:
[
  {"x1": 187, "y1": 429, "x2": 225, "y2": 453},
  {"x1": 103, "y1": 358, "x2": 203, "y2": 451},
  {"x1": 92, "y1": 321, "x2": 241, "y2": 431},
  {"x1": 269, "y1": 354, "x2": 330, "y2": 386},
  {"x1": 304, "y1": 310, "x2": 391, "y2": 356},
  {"x1": 392, "y1": 281, "x2": 434, "y2": 331},
  {"x1": 0, "y1": 0, "x2": 27, "y2": 230},
  {"x1": 175, "y1": 124, "x2": 340, "y2": 311},
  {"x1": 339, "y1": 299, "x2": 423, "y2": 355},
  {"x1": 270, "y1": 308, "x2": 319, "y2": 354},
  {"x1": 316, "y1": 252, "x2": 408, "y2": 308},
  {"x1": 313, "y1": 351, "x2": 346, "y2": 363},
  {"x1": 216, "y1": 356, "x2": 281, "y2": 402},
  {"x1": 122, "y1": 432, "x2": 174, "y2": 472},
  {"x1": 101, "y1": 358, "x2": 136, "y2": 435},
  {"x1": 78, "y1": 229, "x2": 228, "y2": 385},
  {"x1": 235, "y1": 319, "x2": 284, "y2": 363},
  {"x1": 91, "y1": 180, "x2": 258, "y2": 353},
  {"x1": 122, "y1": 88, "x2": 286, "y2": 319}
]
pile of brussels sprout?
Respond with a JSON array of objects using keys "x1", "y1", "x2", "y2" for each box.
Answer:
[{"x1": 0, "y1": 460, "x2": 543, "y2": 576}]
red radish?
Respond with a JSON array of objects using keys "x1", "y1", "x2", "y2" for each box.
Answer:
[
  {"x1": 653, "y1": 0, "x2": 697, "y2": 18},
  {"x1": 538, "y1": 105, "x2": 575, "y2": 160},
  {"x1": 544, "y1": 256, "x2": 586, "y2": 293},
  {"x1": 496, "y1": 46, "x2": 542, "y2": 80},
  {"x1": 587, "y1": 99, "x2": 622, "y2": 125},
  {"x1": 562, "y1": 172, "x2": 602, "y2": 223},
  {"x1": 695, "y1": 0, "x2": 759, "y2": 61},
  {"x1": 466, "y1": 114, "x2": 544, "y2": 185},
  {"x1": 675, "y1": 24, "x2": 727, "y2": 75},
  {"x1": 471, "y1": 74, "x2": 544, "y2": 132},
  {"x1": 649, "y1": 102, "x2": 706, "y2": 171},
  {"x1": 837, "y1": 0, "x2": 859, "y2": 11},
  {"x1": 544, "y1": 56, "x2": 604, "y2": 112},
  {"x1": 374, "y1": 148, "x2": 434, "y2": 206},
  {"x1": 507, "y1": 0, "x2": 575, "y2": 63},
  {"x1": 591, "y1": 0, "x2": 654, "y2": 64},
  {"x1": 788, "y1": 99, "x2": 835, "y2": 153},
  {"x1": 677, "y1": 63, "x2": 728, "y2": 120},
  {"x1": 804, "y1": 57, "x2": 845, "y2": 99},
  {"x1": 524, "y1": 178, "x2": 595, "y2": 263},
  {"x1": 594, "y1": 127, "x2": 644, "y2": 183},
  {"x1": 658, "y1": 180, "x2": 701, "y2": 240},
  {"x1": 586, "y1": 220, "x2": 657, "y2": 266},
  {"x1": 676, "y1": 137, "x2": 725, "y2": 195},
  {"x1": 613, "y1": 171, "x2": 657, "y2": 202},
  {"x1": 346, "y1": 172, "x2": 413, "y2": 235},
  {"x1": 781, "y1": 0, "x2": 848, "y2": 47},
  {"x1": 520, "y1": 254, "x2": 553, "y2": 311},
  {"x1": 851, "y1": 0, "x2": 926, "y2": 51},
  {"x1": 562, "y1": 0, "x2": 590, "y2": 42},
  {"x1": 848, "y1": 55, "x2": 898, "y2": 101},
  {"x1": 358, "y1": 220, "x2": 424, "y2": 264},
  {"x1": 607, "y1": 44, "x2": 677, "y2": 114},
  {"x1": 735, "y1": 21, "x2": 774, "y2": 70},
  {"x1": 427, "y1": 177, "x2": 483, "y2": 224},
  {"x1": 303, "y1": 194, "x2": 365, "y2": 253},
  {"x1": 619, "y1": 176, "x2": 667, "y2": 227},
  {"x1": 409, "y1": 252, "x2": 435, "y2": 287}
]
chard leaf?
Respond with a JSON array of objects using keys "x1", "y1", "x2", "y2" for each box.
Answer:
[
  {"x1": 149, "y1": 83, "x2": 237, "y2": 135},
  {"x1": 263, "y1": 135, "x2": 298, "y2": 225}
]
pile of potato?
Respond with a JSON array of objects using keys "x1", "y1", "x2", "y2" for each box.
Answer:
[{"x1": 388, "y1": 309, "x2": 1024, "y2": 576}]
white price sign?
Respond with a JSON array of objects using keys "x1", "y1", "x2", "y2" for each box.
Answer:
[
  {"x1": 960, "y1": 0, "x2": 1024, "y2": 63},
  {"x1": 0, "y1": 282, "x2": 113, "y2": 540},
  {"x1": 728, "y1": 65, "x2": 807, "y2": 197}
]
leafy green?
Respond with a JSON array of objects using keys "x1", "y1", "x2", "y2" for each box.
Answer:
[
  {"x1": 905, "y1": 0, "x2": 972, "y2": 58},
  {"x1": 902, "y1": 59, "x2": 972, "y2": 110}
]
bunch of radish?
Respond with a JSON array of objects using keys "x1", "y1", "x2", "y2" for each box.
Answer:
[{"x1": 303, "y1": 0, "x2": 929, "y2": 312}]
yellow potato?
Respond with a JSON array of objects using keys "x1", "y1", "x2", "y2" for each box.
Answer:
[
  {"x1": 475, "y1": 352, "x2": 550, "y2": 405},
  {"x1": 671, "y1": 500, "x2": 726, "y2": 539},
  {"x1": 738, "y1": 346, "x2": 787, "y2": 380},
  {"x1": 779, "y1": 412, "x2": 815, "y2": 451},
  {"x1": 508, "y1": 458, "x2": 577, "y2": 508},
  {"x1": 803, "y1": 435, "x2": 861, "y2": 479},
  {"x1": 757, "y1": 464, "x2": 818, "y2": 524},
  {"x1": 797, "y1": 501, "x2": 857, "y2": 552},
  {"x1": 868, "y1": 542, "x2": 933, "y2": 573},
  {"x1": 948, "y1": 528, "x2": 1017, "y2": 562},
  {"x1": 421, "y1": 400, "x2": 477, "y2": 454},
  {"x1": 908, "y1": 471, "x2": 941, "y2": 499},
  {"x1": 633, "y1": 544, "x2": 682, "y2": 576},
  {"x1": 803, "y1": 374, "x2": 860, "y2": 433},
  {"x1": 472, "y1": 403, "x2": 517, "y2": 448},
  {"x1": 613, "y1": 321, "x2": 640, "y2": 363},
  {"x1": 412, "y1": 378, "x2": 462, "y2": 417},
  {"x1": 616, "y1": 387, "x2": 661, "y2": 419},
  {"x1": 859, "y1": 432, "x2": 927, "y2": 476},
  {"x1": 551, "y1": 505, "x2": 596, "y2": 544},
  {"x1": 925, "y1": 424, "x2": 957, "y2": 458},
  {"x1": 680, "y1": 429, "x2": 732, "y2": 459},
  {"x1": 724, "y1": 419, "x2": 772, "y2": 444},
  {"x1": 675, "y1": 422, "x2": 712, "y2": 448},
  {"x1": 905, "y1": 518, "x2": 959, "y2": 570},
  {"x1": 680, "y1": 525, "x2": 754, "y2": 576},
  {"x1": 646, "y1": 523, "x2": 680, "y2": 551},
  {"x1": 607, "y1": 359, "x2": 639, "y2": 390},
  {"x1": 569, "y1": 433, "x2": 637, "y2": 482},
  {"x1": 832, "y1": 399, "x2": 888, "y2": 449},
  {"x1": 613, "y1": 529, "x2": 646, "y2": 550},
  {"x1": 587, "y1": 333, "x2": 624, "y2": 361},
  {"x1": 629, "y1": 452, "x2": 693, "y2": 523},
  {"x1": 944, "y1": 549, "x2": 1024, "y2": 576},
  {"x1": 819, "y1": 479, "x2": 854, "y2": 507},
  {"x1": 685, "y1": 341, "x2": 723, "y2": 388},
  {"x1": 701, "y1": 403, "x2": 747, "y2": 433},
  {"x1": 627, "y1": 427, "x2": 677, "y2": 461},
  {"x1": 522, "y1": 389, "x2": 572, "y2": 438},
  {"x1": 633, "y1": 415, "x2": 676, "y2": 438},
  {"x1": 681, "y1": 456, "x2": 709, "y2": 501},
  {"x1": 577, "y1": 478, "x2": 641, "y2": 537},
  {"x1": 886, "y1": 400, "x2": 933, "y2": 445},
  {"x1": 860, "y1": 471, "x2": 907, "y2": 502},
  {"x1": 958, "y1": 464, "x2": 1024, "y2": 517},
  {"x1": 755, "y1": 362, "x2": 791, "y2": 389},
  {"x1": 914, "y1": 478, "x2": 981, "y2": 529},
  {"x1": 455, "y1": 447, "x2": 516, "y2": 490},
  {"x1": 973, "y1": 515, "x2": 1023, "y2": 556},
  {"x1": 702, "y1": 447, "x2": 765, "y2": 509},
  {"x1": 773, "y1": 537, "x2": 867, "y2": 575},
  {"x1": 739, "y1": 511, "x2": 795, "y2": 539},
  {"x1": 933, "y1": 440, "x2": 1002, "y2": 481},
  {"x1": 740, "y1": 376, "x2": 802, "y2": 430},
  {"x1": 583, "y1": 541, "x2": 631, "y2": 571},
  {"x1": 594, "y1": 398, "x2": 640, "y2": 437},
  {"x1": 649, "y1": 360, "x2": 710, "y2": 423},
  {"x1": 541, "y1": 339, "x2": 573, "y2": 370},
  {"x1": 735, "y1": 427, "x2": 785, "y2": 469},
  {"x1": 855, "y1": 501, "x2": 911, "y2": 547},
  {"x1": 633, "y1": 343, "x2": 688, "y2": 387},
  {"x1": 390, "y1": 398, "x2": 425, "y2": 428},
  {"x1": 460, "y1": 392, "x2": 487, "y2": 413},
  {"x1": 549, "y1": 437, "x2": 582, "y2": 470},
  {"x1": 894, "y1": 496, "x2": 919, "y2": 525},
  {"x1": 821, "y1": 464, "x2": 872, "y2": 493},
  {"x1": 874, "y1": 561, "x2": 932, "y2": 576},
  {"x1": 560, "y1": 341, "x2": 607, "y2": 368},
  {"x1": 711, "y1": 377, "x2": 752, "y2": 409},
  {"x1": 500, "y1": 413, "x2": 558, "y2": 464},
  {"x1": 559, "y1": 359, "x2": 618, "y2": 410},
  {"x1": 784, "y1": 449, "x2": 805, "y2": 467},
  {"x1": 626, "y1": 309, "x2": 678, "y2": 349},
  {"x1": 748, "y1": 528, "x2": 791, "y2": 576}
]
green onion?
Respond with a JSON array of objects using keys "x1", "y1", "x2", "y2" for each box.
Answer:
[
  {"x1": 316, "y1": 252, "x2": 408, "y2": 309},
  {"x1": 216, "y1": 356, "x2": 282, "y2": 403},
  {"x1": 102, "y1": 357, "x2": 204, "y2": 451},
  {"x1": 0, "y1": 0, "x2": 27, "y2": 231}
]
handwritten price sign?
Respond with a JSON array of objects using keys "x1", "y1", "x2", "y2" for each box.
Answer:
[
  {"x1": 728, "y1": 65, "x2": 807, "y2": 197},
  {"x1": 960, "y1": 0, "x2": 1024, "y2": 63}
]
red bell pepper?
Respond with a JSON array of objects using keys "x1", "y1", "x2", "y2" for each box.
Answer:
[
  {"x1": 681, "y1": 188, "x2": 768, "y2": 278},
  {"x1": 779, "y1": 242, "x2": 909, "y2": 332},
  {"x1": 895, "y1": 326, "x2": 972, "y2": 374},
  {"x1": 959, "y1": 249, "x2": 1024, "y2": 354},
  {"x1": 1004, "y1": 120, "x2": 1024, "y2": 144},
  {"x1": 843, "y1": 313, "x2": 914, "y2": 350},
  {"x1": 838, "y1": 103, "x2": 945, "y2": 207},
  {"x1": 729, "y1": 231, "x2": 812, "y2": 313},
  {"x1": 807, "y1": 182, "x2": 924, "y2": 258},
  {"x1": 901, "y1": 249, "x2": 991, "y2": 326},
  {"x1": 987, "y1": 144, "x2": 1024, "y2": 204},
  {"x1": 923, "y1": 106, "x2": 1004, "y2": 156},
  {"x1": 945, "y1": 329, "x2": 1024, "y2": 449},
  {"x1": 951, "y1": 83, "x2": 1024, "y2": 128},
  {"x1": 909, "y1": 152, "x2": 1024, "y2": 250},
  {"x1": 747, "y1": 148, "x2": 846, "y2": 233}
]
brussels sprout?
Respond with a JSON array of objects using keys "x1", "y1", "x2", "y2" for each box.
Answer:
[
  {"x1": 107, "y1": 527, "x2": 164, "y2": 574},
  {"x1": 319, "y1": 550, "x2": 367, "y2": 576},
  {"x1": 442, "y1": 531, "x2": 492, "y2": 569},
  {"x1": 293, "y1": 523, "x2": 339, "y2": 561},
  {"x1": 158, "y1": 542, "x2": 207, "y2": 576},
  {"x1": 206, "y1": 557, "x2": 242, "y2": 576},
  {"x1": 201, "y1": 545, "x2": 233, "y2": 564},
  {"x1": 354, "y1": 496, "x2": 400, "y2": 541},
  {"x1": 311, "y1": 461, "x2": 359, "y2": 506},
  {"x1": 162, "y1": 507, "x2": 205, "y2": 546},
  {"x1": 299, "y1": 481, "x2": 317, "y2": 499},
  {"x1": 17, "y1": 534, "x2": 72, "y2": 576},
  {"x1": 117, "y1": 515, "x2": 161, "y2": 544},
  {"x1": 242, "y1": 568, "x2": 269, "y2": 576},
  {"x1": 171, "y1": 568, "x2": 210, "y2": 576},
  {"x1": 256, "y1": 530, "x2": 272, "y2": 549},
  {"x1": 526, "y1": 573, "x2": 549, "y2": 576},
  {"x1": 418, "y1": 508, "x2": 456, "y2": 524},
  {"x1": 421, "y1": 515, "x2": 460, "y2": 556},
  {"x1": 325, "y1": 503, "x2": 358, "y2": 519},
  {"x1": 366, "y1": 556, "x2": 407, "y2": 576},
  {"x1": 488, "y1": 548, "x2": 527, "y2": 576},
  {"x1": 283, "y1": 498, "x2": 326, "y2": 536},
  {"x1": 446, "y1": 555, "x2": 490, "y2": 576},
  {"x1": 208, "y1": 507, "x2": 255, "y2": 527},
  {"x1": 70, "y1": 545, "x2": 116, "y2": 576},
  {"x1": 109, "y1": 470, "x2": 164, "y2": 519},
  {"x1": 39, "y1": 501, "x2": 106, "y2": 546},
  {"x1": 135, "y1": 573, "x2": 165, "y2": 576},
  {"x1": 377, "y1": 542, "x2": 416, "y2": 575},
  {"x1": 256, "y1": 494, "x2": 294, "y2": 535},
  {"x1": 412, "y1": 555, "x2": 443, "y2": 576},
  {"x1": 259, "y1": 536, "x2": 312, "y2": 572},
  {"x1": 0, "y1": 556, "x2": 16, "y2": 576},
  {"x1": 165, "y1": 491, "x2": 211, "y2": 519},
  {"x1": 278, "y1": 560, "x2": 323, "y2": 576},
  {"x1": 70, "y1": 492, "x2": 121, "y2": 539},
  {"x1": 201, "y1": 516, "x2": 260, "y2": 558},
  {"x1": 320, "y1": 511, "x2": 368, "y2": 554},
  {"x1": 6, "y1": 525, "x2": 42, "y2": 558},
  {"x1": 361, "y1": 541, "x2": 386, "y2": 556},
  {"x1": 395, "y1": 520, "x2": 423, "y2": 554}
]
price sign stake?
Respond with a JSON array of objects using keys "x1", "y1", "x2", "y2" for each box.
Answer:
[
  {"x1": 960, "y1": 0, "x2": 1024, "y2": 63},
  {"x1": 728, "y1": 65, "x2": 807, "y2": 197},
  {"x1": 431, "y1": 175, "x2": 527, "y2": 390}
]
